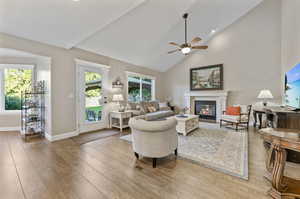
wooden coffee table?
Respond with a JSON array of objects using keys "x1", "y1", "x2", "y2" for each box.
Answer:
[{"x1": 174, "y1": 114, "x2": 199, "y2": 136}]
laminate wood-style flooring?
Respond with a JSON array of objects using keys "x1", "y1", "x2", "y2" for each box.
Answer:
[{"x1": 1, "y1": 128, "x2": 299, "y2": 199}]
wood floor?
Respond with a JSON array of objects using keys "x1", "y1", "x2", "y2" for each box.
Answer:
[{"x1": 1, "y1": 127, "x2": 299, "y2": 199}]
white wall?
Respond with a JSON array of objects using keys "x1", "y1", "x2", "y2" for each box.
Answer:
[
  {"x1": 36, "y1": 58, "x2": 52, "y2": 136},
  {"x1": 163, "y1": 0, "x2": 282, "y2": 108}
]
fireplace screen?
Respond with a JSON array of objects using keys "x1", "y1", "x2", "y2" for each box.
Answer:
[{"x1": 195, "y1": 100, "x2": 216, "y2": 120}]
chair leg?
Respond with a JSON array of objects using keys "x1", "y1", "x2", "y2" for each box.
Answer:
[
  {"x1": 134, "y1": 152, "x2": 139, "y2": 159},
  {"x1": 152, "y1": 158, "x2": 157, "y2": 168},
  {"x1": 220, "y1": 120, "x2": 222, "y2": 127},
  {"x1": 175, "y1": 148, "x2": 178, "y2": 156},
  {"x1": 236, "y1": 123, "x2": 238, "y2": 131}
]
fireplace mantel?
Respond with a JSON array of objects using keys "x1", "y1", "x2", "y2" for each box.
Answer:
[
  {"x1": 184, "y1": 91, "x2": 228, "y2": 97},
  {"x1": 184, "y1": 91, "x2": 228, "y2": 122}
]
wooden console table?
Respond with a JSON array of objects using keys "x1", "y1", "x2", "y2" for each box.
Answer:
[
  {"x1": 259, "y1": 128, "x2": 300, "y2": 199},
  {"x1": 253, "y1": 106, "x2": 300, "y2": 129}
]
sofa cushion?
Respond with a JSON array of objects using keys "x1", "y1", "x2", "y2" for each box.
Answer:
[
  {"x1": 221, "y1": 115, "x2": 248, "y2": 123},
  {"x1": 131, "y1": 110, "x2": 142, "y2": 116},
  {"x1": 145, "y1": 110, "x2": 174, "y2": 121}
]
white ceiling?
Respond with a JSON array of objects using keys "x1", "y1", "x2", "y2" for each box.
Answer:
[{"x1": 0, "y1": 0, "x2": 263, "y2": 71}]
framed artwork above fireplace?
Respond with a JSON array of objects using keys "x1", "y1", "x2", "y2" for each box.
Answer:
[{"x1": 190, "y1": 64, "x2": 223, "y2": 91}]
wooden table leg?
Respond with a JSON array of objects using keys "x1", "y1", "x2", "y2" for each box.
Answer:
[
  {"x1": 253, "y1": 111, "x2": 257, "y2": 128},
  {"x1": 258, "y1": 113, "x2": 263, "y2": 129},
  {"x1": 268, "y1": 142, "x2": 288, "y2": 199}
]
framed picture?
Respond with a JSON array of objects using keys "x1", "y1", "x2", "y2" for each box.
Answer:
[{"x1": 190, "y1": 64, "x2": 223, "y2": 91}]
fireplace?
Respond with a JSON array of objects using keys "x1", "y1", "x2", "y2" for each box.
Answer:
[
  {"x1": 195, "y1": 100, "x2": 217, "y2": 121},
  {"x1": 185, "y1": 91, "x2": 228, "y2": 122}
]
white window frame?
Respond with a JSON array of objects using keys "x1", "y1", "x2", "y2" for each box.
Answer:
[
  {"x1": 0, "y1": 64, "x2": 35, "y2": 113},
  {"x1": 126, "y1": 71, "x2": 156, "y2": 102}
]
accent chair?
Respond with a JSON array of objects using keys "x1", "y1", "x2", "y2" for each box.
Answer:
[{"x1": 220, "y1": 105, "x2": 252, "y2": 131}]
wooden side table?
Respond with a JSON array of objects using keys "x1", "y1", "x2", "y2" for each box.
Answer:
[
  {"x1": 109, "y1": 111, "x2": 132, "y2": 133},
  {"x1": 259, "y1": 128, "x2": 300, "y2": 199}
]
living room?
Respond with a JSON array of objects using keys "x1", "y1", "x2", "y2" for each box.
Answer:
[{"x1": 0, "y1": 0, "x2": 300, "y2": 198}]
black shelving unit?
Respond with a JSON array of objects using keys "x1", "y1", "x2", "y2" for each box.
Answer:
[{"x1": 21, "y1": 81, "x2": 45, "y2": 141}]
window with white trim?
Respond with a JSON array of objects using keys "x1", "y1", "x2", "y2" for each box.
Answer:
[
  {"x1": 0, "y1": 64, "x2": 34, "y2": 111},
  {"x1": 127, "y1": 72, "x2": 155, "y2": 102}
]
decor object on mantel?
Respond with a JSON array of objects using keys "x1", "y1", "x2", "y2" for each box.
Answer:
[
  {"x1": 168, "y1": 13, "x2": 208, "y2": 55},
  {"x1": 190, "y1": 64, "x2": 223, "y2": 90},
  {"x1": 257, "y1": 89, "x2": 273, "y2": 106},
  {"x1": 112, "y1": 94, "x2": 124, "y2": 112},
  {"x1": 121, "y1": 122, "x2": 248, "y2": 179},
  {"x1": 112, "y1": 77, "x2": 124, "y2": 89}
]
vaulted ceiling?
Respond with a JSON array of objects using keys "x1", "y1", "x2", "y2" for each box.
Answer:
[{"x1": 0, "y1": 0, "x2": 262, "y2": 71}]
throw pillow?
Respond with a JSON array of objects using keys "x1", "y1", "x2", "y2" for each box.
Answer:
[
  {"x1": 226, "y1": 106, "x2": 241, "y2": 115},
  {"x1": 147, "y1": 106, "x2": 157, "y2": 113}
]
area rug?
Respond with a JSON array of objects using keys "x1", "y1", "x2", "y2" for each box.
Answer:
[{"x1": 120, "y1": 124, "x2": 248, "y2": 180}]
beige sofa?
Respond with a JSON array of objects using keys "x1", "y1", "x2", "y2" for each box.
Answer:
[
  {"x1": 127, "y1": 101, "x2": 174, "y2": 121},
  {"x1": 129, "y1": 116, "x2": 178, "y2": 168}
]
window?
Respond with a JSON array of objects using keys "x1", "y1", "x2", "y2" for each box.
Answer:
[
  {"x1": 84, "y1": 71, "x2": 102, "y2": 122},
  {"x1": 127, "y1": 72, "x2": 155, "y2": 102},
  {"x1": 0, "y1": 65, "x2": 34, "y2": 111}
]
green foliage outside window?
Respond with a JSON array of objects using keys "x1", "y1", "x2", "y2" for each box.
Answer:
[
  {"x1": 5, "y1": 68, "x2": 32, "y2": 110},
  {"x1": 85, "y1": 72, "x2": 102, "y2": 98}
]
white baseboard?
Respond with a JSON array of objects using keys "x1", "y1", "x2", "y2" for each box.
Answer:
[
  {"x1": 45, "y1": 130, "x2": 78, "y2": 142},
  {"x1": 0, "y1": 126, "x2": 21, "y2": 131}
]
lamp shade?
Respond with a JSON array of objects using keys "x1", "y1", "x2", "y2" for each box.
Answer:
[
  {"x1": 112, "y1": 94, "x2": 124, "y2": 102},
  {"x1": 257, "y1": 90, "x2": 273, "y2": 99}
]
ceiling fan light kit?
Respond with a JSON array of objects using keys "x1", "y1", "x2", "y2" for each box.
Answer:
[
  {"x1": 181, "y1": 47, "x2": 191, "y2": 54},
  {"x1": 168, "y1": 13, "x2": 208, "y2": 55}
]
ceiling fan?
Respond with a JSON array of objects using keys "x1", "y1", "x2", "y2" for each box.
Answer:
[{"x1": 168, "y1": 13, "x2": 208, "y2": 55}]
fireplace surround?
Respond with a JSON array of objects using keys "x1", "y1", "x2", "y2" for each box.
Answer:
[{"x1": 184, "y1": 91, "x2": 228, "y2": 122}]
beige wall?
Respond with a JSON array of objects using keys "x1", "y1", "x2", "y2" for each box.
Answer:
[
  {"x1": 0, "y1": 33, "x2": 164, "y2": 135},
  {"x1": 162, "y1": 0, "x2": 282, "y2": 108}
]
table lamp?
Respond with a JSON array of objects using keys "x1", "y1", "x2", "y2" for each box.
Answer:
[
  {"x1": 112, "y1": 94, "x2": 124, "y2": 112},
  {"x1": 257, "y1": 89, "x2": 273, "y2": 106}
]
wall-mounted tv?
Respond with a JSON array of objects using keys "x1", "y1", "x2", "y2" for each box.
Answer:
[{"x1": 285, "y1": 63, "x2": 300, "y2": 108}]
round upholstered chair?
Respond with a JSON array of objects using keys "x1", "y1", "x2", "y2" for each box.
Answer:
[{"x1": 129, "y1": 116, "x2": 178, "y2": 168}]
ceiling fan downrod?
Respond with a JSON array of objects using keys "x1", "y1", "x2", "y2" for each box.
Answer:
[{"x1": 183, "y1": 13, "x2": 188, "y2": 45}]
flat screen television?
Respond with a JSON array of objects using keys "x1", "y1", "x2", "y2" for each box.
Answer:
[{"x1": 285, "y1": 63, "x2": 300, "y2": 108}]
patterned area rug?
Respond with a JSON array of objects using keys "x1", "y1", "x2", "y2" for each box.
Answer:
[{"x1": 120, "y1": 123, "x2": 248, "y2": 180}]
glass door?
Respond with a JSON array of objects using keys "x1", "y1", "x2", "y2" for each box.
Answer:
[{"x1": 78, "y1": 66, "x2": 105, "y2": 133}]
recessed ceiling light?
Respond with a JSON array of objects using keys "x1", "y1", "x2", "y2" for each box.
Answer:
[
  {"x1": 211, "y1": 29, "x2": 216, "y2": 34},
  {"x1": 73, "y1": 0, "x2": 80, "y2": 2}
]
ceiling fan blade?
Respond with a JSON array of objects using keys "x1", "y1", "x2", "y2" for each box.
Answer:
[
  {"x1": 168, "y1": 49, "x2": 181, "y2": 54},
  {"x1": 192, "y1": 45, "x2": 208, "y2": 49},
  {"x1": 190, "y1": 37, "x2": 202, "y2": 44},
  {"x1": 169, "y1": 42, "x2": 181, "y2": 47}
]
